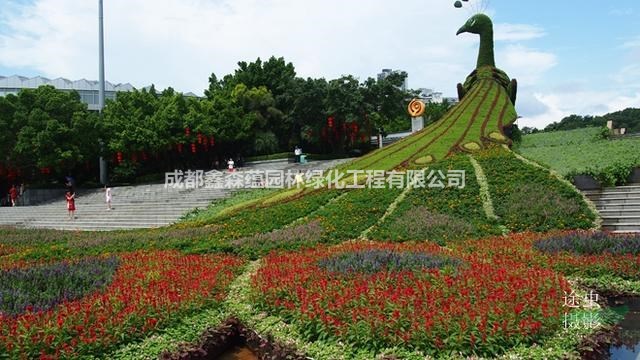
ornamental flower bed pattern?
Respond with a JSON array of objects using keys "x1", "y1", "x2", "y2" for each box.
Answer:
[
  {"x1": 253, "y1": 242, "x2": 570, "y2": 357},
  {"x1": 0, "y1": 256, "x2": 119, "y2": 316},
  {"x1": 455, "y1": 232, "x2": 640, "y2": 280},
  {"x1": 0, "y1": 251, "x2": 244, "y2": 359}
]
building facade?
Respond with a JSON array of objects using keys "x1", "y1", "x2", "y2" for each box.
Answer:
[
  {"x1": 0, "y1": 75, "x2": 135, "y2": 111},
  {"x1": 377, "y1": 68, "x2": 408, "y2": 91}
]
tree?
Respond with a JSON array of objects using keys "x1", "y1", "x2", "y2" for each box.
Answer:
[{"x1": 7, "y1": 86, "x2": 99, "y2": 173}]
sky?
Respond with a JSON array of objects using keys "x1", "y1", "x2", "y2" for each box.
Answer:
[{"x1": 0, "y1": 0, "x2": 638, "y2": 129}]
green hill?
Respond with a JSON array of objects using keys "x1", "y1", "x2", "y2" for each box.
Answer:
[{"x1": 516, "y1": 127, "x2": 640, "y2": 185}]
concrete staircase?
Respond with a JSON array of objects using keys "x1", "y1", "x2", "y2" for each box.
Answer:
[
  {"x1": 583, "y1": 184, "x2": 640, "y2": 232},
  {"x1": 0, "y1": 184, "x2": 230, "y2": 231},
  {"x1": 0, "y1": 159, "x2": 351, "y2": 231}
]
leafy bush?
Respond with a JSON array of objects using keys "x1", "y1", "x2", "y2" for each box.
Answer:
[
  {"x1": 110, "y1": 160, "x2": 139, "y2": 183},
  {"x1": 0, "y1": 256, "x2": 119, "y2": 316}
]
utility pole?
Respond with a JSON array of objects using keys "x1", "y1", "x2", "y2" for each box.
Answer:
[{"x1": 98, "y1": 0, "x2": 108, "y2": 185}]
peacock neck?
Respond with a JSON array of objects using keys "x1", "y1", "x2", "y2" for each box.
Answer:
[{"x1": 477, "y1": 28, "x2": 495, "y2": 69}]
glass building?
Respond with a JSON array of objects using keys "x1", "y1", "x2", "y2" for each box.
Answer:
[{"x1": 0, "y1": 75, "x2": 135, "y2": 111}]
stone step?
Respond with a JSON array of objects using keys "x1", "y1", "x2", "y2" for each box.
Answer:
[
  {"x1": 21, "y1": 220, "x2": 171, "y2": 227},
  {"x1": 599, "y1": 210, "x2": 640, "y2": 217},
  {"x1": 583, "y1": 185, "x2": 640, "y2": 194},
  {"x1": 0, "y1": 210, "x2": 200, "y2": 217},
  {"x1": 602, "y1": 223, "x2": 640, "y2": 232},
  {"x1": 25, "y1": 224, "x2": 166, "y2": 231},
  {"x1": 602, "y1": 216, "x2": 640, "y2": 225},
  {"x1": 594, "y1": 198, "x2": 640, "y2": 205},
  {"x1": 1, "y1": 203, "x2": 212, "y2": 210},
  {"x1": 0, "y1": 215, "x2": 182, "y2": 222},
  {"x1": 587, "y1": 193, "x2": 640, "y2": 201}
]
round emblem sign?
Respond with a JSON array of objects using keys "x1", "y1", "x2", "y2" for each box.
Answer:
[{"x1": 407, "y1": 99, "x2": 426, "y2": 117}]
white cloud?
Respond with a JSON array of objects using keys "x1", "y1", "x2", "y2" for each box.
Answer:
[
  {"x1": 494, "y1": 23, "x2": 546, "y2": 42},
  {"x1": 498, "y1": 44, "x2": 557, "y2": 84},
  {"x1": 621, "y1": 36, "x2": 640, "y2": 49},
  {"x1": 0, "y1": 0, "x2": 479, "y2": 95},
  {"x1": 609, "y1": 8, "x2": 634, "y2": 16}
]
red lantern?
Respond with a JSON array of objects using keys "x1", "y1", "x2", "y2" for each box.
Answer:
[
  {"x1": 209, "y1": 136, "x2": 215, "y2": 146},
  {"x1": 177, "y1": 143, "x2": 184, "y2": 153},
  {"x1": 327, "y1": 116, "x2": 334, "y2": 128},
  {"x1": 197, "y1": 133, "x2": 203, "y2": 144},
  {"x1": 117, "y1": 152, "x2": 123, "y2": 164},
  {"x1": 185, "y1": 127, "x2": 191, "y2": 137},
  {"x1": 191, "y1": 143, "x2": 197, "y2": 153},
  {"x1": 352, "y1": 123, "x2": 359, "y2": 133}
]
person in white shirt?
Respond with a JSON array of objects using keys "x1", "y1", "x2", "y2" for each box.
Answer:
[
  {"x1": 105, "y1": 185, "x2": 112, "y2": 210},
  {"x1": 227, "y1": 158, "x2": 235, "y2": 172},
  {"x1": 294, "y1": 146, "x2": 302, "y2": 163}
]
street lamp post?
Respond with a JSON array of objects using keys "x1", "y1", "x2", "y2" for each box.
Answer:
[{"x1": 98, "y1": 0, "x2": 108, "y2": 185}]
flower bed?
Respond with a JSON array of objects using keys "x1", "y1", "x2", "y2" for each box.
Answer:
[
  {"x1": 475, "y1": 148, "x2": 595, "y2": 232},
  {"x1": 371, "y1": 156, "x2": 502, "y2": 243},
  {"x1": 317, "y1": 248, "x2": 461, "y2": 274},
  {"x1": 0, "y1": 256, "x2": 119, "y2": 316},
  {"x1": 534, "y1": 232, "x2": 640, "y2": 256},
  {"x1": 310, "y1": 188, "x2": 402, "y2": 242},
  {"x1": 0, "y1": 251, "x2": 244, "y2": 359},
  {"x1": 455, "y1": 232, "x2": 640, "y2": 282},
  {"x1": 253, "y1": 242, "x2": 570, "y2": 357},
  {"x1": 227, "y1": 220, "x2": 325, "y2": 259}
]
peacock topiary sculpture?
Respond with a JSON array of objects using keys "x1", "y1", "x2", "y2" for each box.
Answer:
[{"x1": 344, "y1": 5, "x2": 519, "y2": 170}]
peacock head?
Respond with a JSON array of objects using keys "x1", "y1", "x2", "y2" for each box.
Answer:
[{"x1": 456, "y1": 13, "x2": 493, "y2": 36}]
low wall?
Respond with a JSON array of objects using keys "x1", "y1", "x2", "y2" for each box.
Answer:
[{"x1": 17, "y1": 188, "x2": 66, "y2": 206}]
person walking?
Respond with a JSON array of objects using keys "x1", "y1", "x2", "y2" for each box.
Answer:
[
  {"x1": 9, "y1": 185, "x2": 18, "y2": 207},
  {"x1": 294, "y1": 146, "x2": 301, "y2": 163},
  {"x1": 105, "y1": 185, "x2": 112, "y2": 211},
  {"x1": 65, "y1": 190, "x2": 76, "y2": 220},
  {"x1": 227, "y1": 158, "x2": 235, "y2": 172}
]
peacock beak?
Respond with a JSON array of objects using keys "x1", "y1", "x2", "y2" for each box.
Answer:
[{"x1": 456, "y1": 25, "x2": 467, "y2": 36}]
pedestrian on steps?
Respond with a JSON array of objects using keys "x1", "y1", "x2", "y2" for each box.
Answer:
[
  {"x1": 105, "y1": 185, "x2": 112, "y2": 211},
  {"x1": 9, "y1": 184, "x2": 18, "y2": 207},
  {"x1": 66, "y1": 190, "x2": 76, "y2": 220}
]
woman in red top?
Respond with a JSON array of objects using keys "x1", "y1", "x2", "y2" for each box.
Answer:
[
  {"x1": 9, "y1": 185, "x2": 18, "y2": 207},
  {"x1": 66, "y1": 191, "x2": 76, "y2": 220}
]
